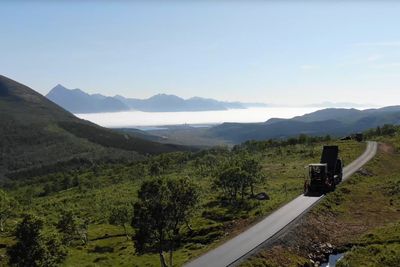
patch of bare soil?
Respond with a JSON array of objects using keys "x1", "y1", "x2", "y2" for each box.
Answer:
[
  {"x1": 223, "y1": 217, "x2": 255, "y2": 237},
  {"x1": 259, "y1": 213, "x2": 345, "y2": 265},
  {"x1": 379, "y1": 142, "x2": 395, "y2": 154},
  {"x1": 356, "y1": 168, "x2": 374, "y2": 176},
  {"x1": 256, "y1": 205, "x2": 400, "y2": 266}
]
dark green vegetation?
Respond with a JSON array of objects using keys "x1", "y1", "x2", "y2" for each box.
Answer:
[
  {"x1": 0, "y1": 189, "x2": 16, "y2": 232},
  {"x1": 132, "y1": 177, "x2": 198, "y2": 267},
  {"x1": 7, "y1": 214, "x2": 67, "y2": 267},
  {"x1": 215, "y1": 153, "x2": 265, "y2": 202},
  {"x1": 208, "y1": 106, "x2": 400, "y2": 143},
  {"x1": 0, "y1": 134, "x2": 364, "y2": 266},
  {"x1": 0, "y1": 75, "x2": 189, "y2": 182},
  {"x1": 242, "y1": 126, "x2": 400, "y2": 267}
]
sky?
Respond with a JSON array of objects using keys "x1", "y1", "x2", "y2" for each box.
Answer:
[{"x1": 1, "y1": 1, "x2": 400, "y2": 106}]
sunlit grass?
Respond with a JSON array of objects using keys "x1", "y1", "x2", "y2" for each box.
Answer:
[{"x1": 0, "y1": 140, "x2": 365, "y2": 266}]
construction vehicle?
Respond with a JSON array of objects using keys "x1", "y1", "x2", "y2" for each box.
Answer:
[
  {"x1": 354, "y1": 133, "x2": 363, "y2": 142},
  {"x1": 340, "y1": 133, "x2": 363, "y2": 142},
  {"x1": 304, "y1": 145, "x2": 343, "y2": 195}
]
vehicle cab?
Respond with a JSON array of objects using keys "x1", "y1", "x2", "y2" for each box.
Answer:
[{"x1": 309, "y1": 163, "x2": 328, "y2": 181}]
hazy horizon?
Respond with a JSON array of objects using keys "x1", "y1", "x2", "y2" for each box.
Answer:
[
  {"x1": 1, "y1": 1, "x2": 400, "y2": 107},
  {"x1": 46, "y1": 83, "x2": 379, "y2": 108}
]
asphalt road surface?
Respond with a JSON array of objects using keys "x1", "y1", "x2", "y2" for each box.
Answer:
[{"x1": 185, "y1": 141, "x2": 378, "y2": 267}]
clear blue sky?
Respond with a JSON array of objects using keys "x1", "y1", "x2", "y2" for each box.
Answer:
[{"x1": 1, "y1": 1, "x2": 399, "y2": 106}]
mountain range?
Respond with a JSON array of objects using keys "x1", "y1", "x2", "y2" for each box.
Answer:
[
  {"x1": 46, "y1": 84, "x2": 268, "y2": 113},
  {"x1": 207, "y1": 106, "x2": 400, "y2": 143},
  {"x1": 0, "y1": 75, "x2": 190, "y2": 181},
  {"x1": 3, "y1": 74, "x2": 400, "y2": 179},
  {"x1": 305, "y1": 101, "x2": 375, "y2": 108},
  {"x1": 46, "y1": 84, "x2": 128, "y2": 113}
]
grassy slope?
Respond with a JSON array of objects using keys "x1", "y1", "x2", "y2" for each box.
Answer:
[
  {"x1": 242, "y1": 137, "x2": 400, "y2": 266},
  {"x1": 0, "y1": 140, "x2": 364, "y2": 266},
  {"x1": 338, "y1": 223, "x2": 400, "y2": 267},
  {"x1": 336, "y1": 140, "x2": 400, "y2": 266}
]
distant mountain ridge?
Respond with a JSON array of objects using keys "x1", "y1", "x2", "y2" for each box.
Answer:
[
  {"x1": 46, "y1": 85, "x2": 130, "y2": 113},
  {"x1": 305, "y1": 101, "x2": 376, "y2": 108},
  {"x1": 208, "y1": 106, "x2": 400, "y2": 143},
  {"x1": 46, "y1": 85, "x2": 268, "y2": 113}
]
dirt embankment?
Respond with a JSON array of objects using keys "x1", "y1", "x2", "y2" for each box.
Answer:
[{"x1": 379, "y1": 142, "x2": 395, "y2": 154}]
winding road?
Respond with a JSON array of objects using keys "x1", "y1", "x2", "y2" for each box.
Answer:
[{"x1": 185, "y1": 141, "x2": 378, "y2": 267}]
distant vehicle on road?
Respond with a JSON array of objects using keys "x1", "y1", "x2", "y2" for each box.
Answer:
[
  {"x1": 340, "y1": 133, "x2": 363, "y2": 142},
  {"x1": 354, "y1": 133, "x2": 363, "y2": 142}
]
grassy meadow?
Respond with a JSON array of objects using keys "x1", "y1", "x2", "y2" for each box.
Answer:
[{"x1": 0, "y1": 139, "x2": 365, "y2": 267}]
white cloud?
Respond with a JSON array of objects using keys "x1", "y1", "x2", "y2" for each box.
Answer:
[
  {"x1": 300, "y1": 64, "x2": 319, "y2": 71},
  {"x1": 338, "y1": 54, "x2": 384, "y2": 67},
  {"x1": 353, "y1": 41, "x2": 400, "y2": 47},
  {"x1": 366, "y1": 54, "x2": 383, "y2": 62},
  {"x1": 369, "y1": 62, "x2": 400, "y2": 69}
]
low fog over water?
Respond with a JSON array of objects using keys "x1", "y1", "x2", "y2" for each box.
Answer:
[{"x1": 76, "y1": 107, "x2": 322, "y2": 128}]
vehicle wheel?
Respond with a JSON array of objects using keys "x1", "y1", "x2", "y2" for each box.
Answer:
[{"x1": 304, "y1": 181, "x2": 309, "y2": 195}]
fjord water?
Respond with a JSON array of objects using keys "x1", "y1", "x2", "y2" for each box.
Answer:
[{"x1": 76, "y1": 107, "x2": 319, "y2": 128}]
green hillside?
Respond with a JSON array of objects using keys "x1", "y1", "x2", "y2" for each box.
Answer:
[
  {"x1": 0, "y1": 75, "x2": 189, "y2": 180},
  {"x1": 208, "y1": 107, "x2": 400, "y2": 143}
]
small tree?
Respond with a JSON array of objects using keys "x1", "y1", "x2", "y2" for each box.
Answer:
[
  {"x1": 132, "y1": 177, "x2": 198, "y2": 267},
  {"x1": 109, "y1": 205, "x2": 130, "y2": 240},
  {"x1": 77, "y1": 219, "x2": 89, "y2": 245},
  {"x1": 215, "y1": 166, "x2": 245, "y2": 202},
  {"x1": 215, "y1": 154, "x2": 266, "y2": 202},
  {"x1": 61, "y1": 175, "x2": 71, "y2": 190},
  {"x1": 42, "y1": 183, "x2": 53, "y2": 196},
  {"x1": 149, "y1": 161, "x2": 162, "y2": 177},
  {"x1": 23, "y1": 187, "x2": 35, "y2": 205},
  {"x1": 132, "y1": 178, "x2": 170, "y2": 267},
  {"x1": 8, "y1": 214, "x2": 67, "y2": 267},
  {"x1": 0, "y1": 189, "x2": 16, "y2": 232},
  {"x1": 56, "y1": 211, "x2": 78, "y2": 246},
  {"x1": 240, "y1": 156, "x2": 265, "y2": 197},
  {"x1": 165, "y1": 177, "x2": 198, "y2": 267}
]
